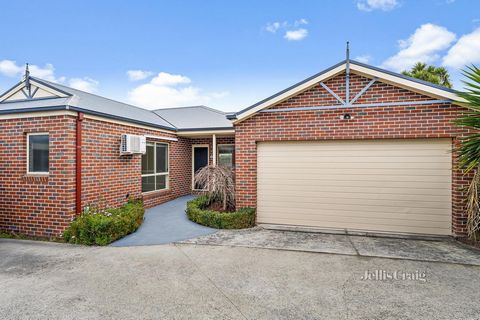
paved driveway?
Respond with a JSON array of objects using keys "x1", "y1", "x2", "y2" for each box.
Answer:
[
  {"x1": 1, "y1": 239, "x2": 480, "y2": 319},
  {"x1": 111, "y1": 195, "x2": 216, "y2": 246}
]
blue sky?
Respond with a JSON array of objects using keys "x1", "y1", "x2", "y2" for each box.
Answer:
[{"x1": 0, "y1": 0, "x2": 479, "y2": 111}]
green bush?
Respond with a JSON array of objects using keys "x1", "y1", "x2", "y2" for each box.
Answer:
[
  {"x1": 63, "y1": 200, "x2": 144, "y2": 246},
  {"x1": 186, "y1": 196, "x2": 256, "y2": 229}
]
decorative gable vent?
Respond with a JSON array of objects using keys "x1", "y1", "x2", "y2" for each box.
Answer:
[{"x1": 120, "y1": 134, "x2": 146, "y2": 155}]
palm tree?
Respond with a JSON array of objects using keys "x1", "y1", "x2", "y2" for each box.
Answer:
[
  {"x1": 402, "y1": 62, "x2": 453, "y2": 88},
  {"x1": 456, "y1": 65, "x2": 480, "y2": 239}
]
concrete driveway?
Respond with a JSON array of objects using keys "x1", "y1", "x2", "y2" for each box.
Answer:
[
  {"x1": 180, "y1": 228, "x2": 480, "y2": 266},
  {"x1": 111, "y1": 195, "x2": 216, "y2": 246},
  {"x1": 1, "y1": 238, "x2": 480, "y2": 319}
]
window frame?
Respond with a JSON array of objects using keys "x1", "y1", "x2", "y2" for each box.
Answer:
[
  {"x1": 217, "y1": 144, "x2": 235, "y2": 168},
  {"x1": 141, "y1": 142, "x2": 170, "y2": 193},
  {"x1": 26, "y1": 132, "x2": 49, "y2": 175}
]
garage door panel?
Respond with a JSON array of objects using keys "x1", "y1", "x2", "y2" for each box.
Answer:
[
  {"x1": 259, "y1": 167, "x2": 451, "y2": 176},
  {"x1": 257, "y1": 139, "x2": 452, "y2": 235},
  {"x1": 258, "y1": 200, "x2": 449, "y2": 214},
  {"x1": 257, "y1": 209, "x2": 452, "y2": 222},
  {"x1": 260, "y1": 179, "x2": 449, "y2": 189},
  {"x1": 259, "y1": 173, "x2": 451, "y2": 183},
  {"x1": 259, "y1": 149, "x2": 450, "y2": 157},
  {"x1": 258, "y1": 190, "x2": 450, "y2": 202},
  {"x1": 259, "y1": 163, "x2": 450, "y2": 170},
  {"x1": 259, "y1": 156, "x2": 449, "y2": 164},
  {"x1": 259, "y1": 186, "x2": 451, "y2": 196}
]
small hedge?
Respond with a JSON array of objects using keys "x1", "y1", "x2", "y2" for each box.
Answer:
[
  {"x1": 186, "y1": 196, "x2": 256, "y2": 229},
  {"x1": 63, "y1": 200, "x2": 144, "y2": 246}
]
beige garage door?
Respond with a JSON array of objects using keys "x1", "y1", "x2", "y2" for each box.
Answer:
[{"x1": 257, "y1": 139, "x2": 452, "y2": 235}]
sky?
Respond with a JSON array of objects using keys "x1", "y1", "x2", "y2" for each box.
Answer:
[{"x1": 0, "y1": 0, "x2": 479, "y2": 112}]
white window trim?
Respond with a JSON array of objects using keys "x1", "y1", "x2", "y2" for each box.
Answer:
[
  {"x1": 141, "y1": 142, "x2": 170, "y2": 193},
  {"x1": 26, "y1": 132, "x2": 49, "y2": 175},
  {"x1": 192, "y1": 144, "x2": 209, "y2": 191},
  {"x1": 217, "y1": 144, "x2": 235, "y2": 168}
]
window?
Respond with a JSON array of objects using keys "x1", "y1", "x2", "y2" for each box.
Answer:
[
  {"x1": 27, "y1": 133, "x2": 49, "y2": 174},
  {"x1": 141, "y1": 142, "x2": 169, "y2": 192},
  {"x1": 217, "y1": 144, "x2": 234, "y2": 167}
]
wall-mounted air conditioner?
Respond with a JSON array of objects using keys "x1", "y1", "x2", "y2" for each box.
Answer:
[{"x1": 120, "y1": 134, "x2": 146, "y2": 155}]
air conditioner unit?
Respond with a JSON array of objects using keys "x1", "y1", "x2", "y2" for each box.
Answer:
[{"x1": 120, "y1": 134, "x2": 146, "y2": 155}]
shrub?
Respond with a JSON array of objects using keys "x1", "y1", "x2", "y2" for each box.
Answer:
[
  {"x1": 194, "y1": 165, "x2": 235, "y2": 211},
  {"x1": 186, "y1": 195, "x2": 255, "y2": 229},
  {"x1": 63, "y1": 200, "x2": 144, "y2": 246}
]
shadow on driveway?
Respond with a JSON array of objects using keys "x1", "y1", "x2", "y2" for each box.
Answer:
[{"x1": 111, "y1": 195, "x2": 216, "y2": 247}]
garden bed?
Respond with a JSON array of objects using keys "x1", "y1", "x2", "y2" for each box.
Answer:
[
  {"x1": 186, "y1": 196, "x2": 255, "y2": 229},
  {"x1": 64, "y1": 200, "x2": 145, "y2": 246}
]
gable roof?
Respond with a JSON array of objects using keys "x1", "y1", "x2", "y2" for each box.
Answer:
[
  {"x1": 0, "y1": 77, "x2": 213, "y2": 131},
  {"x1": 229, "y1": 60, "x2": 464, "y2": 123},
  {"x1": 152, "y1": 105, "x2": 233, "y2": 131}
]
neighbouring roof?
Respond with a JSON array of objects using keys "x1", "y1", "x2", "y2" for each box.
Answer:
[
  {"x1": 152, "y1": 106, "x2": 233, "y2": 131},
  {"x1": 229, "y1": 59, "x2": 463, "y2": 123},
  {"x1": 0, "y1": 77, "x2": 233, "y2": 132}
]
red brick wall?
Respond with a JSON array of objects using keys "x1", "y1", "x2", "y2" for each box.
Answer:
[
  {"x1": 234, "y1": 71, "x2": 470, "y2": 236},
  {"x1": 81, "y1": 118, "x2": 192, "y2": 209},
  {"x1": 0, "y1": 115, "x2": 77, "y2": 237}
]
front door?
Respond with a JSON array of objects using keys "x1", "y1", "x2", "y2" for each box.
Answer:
[{"x1": 193, "y1": 145, "x2": 209, "y2": 190}]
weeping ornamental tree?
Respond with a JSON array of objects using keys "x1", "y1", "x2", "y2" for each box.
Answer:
[
  {"x1": 456, "y1": 65, "x2": 480, "y2": 240},
  {"x1": 194, "y1": 165, "x2": 235, "y2": 211}
]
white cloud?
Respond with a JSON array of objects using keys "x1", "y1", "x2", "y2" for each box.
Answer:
[
  {"x1": 381, "y1": 23, "x2": 456, "y2": 71},
  {"x1": 0, "y1": 59, "x2": 99, "y2": 92},
  {"x1": 68, "y1": 77, "x2": 99, "y2": 93},
  {"x1": 0, "y1": 60, "x2": 23, "y2": 77},
  {"x1": 442, "y1": 27, "x2": 480, "y2": 68},
  {"x1": 265, "y1": 19, "x2": 309, "y2": 41},
  {"x1": 284, "y1": 29, "x2": 308, "y2": 41},
  {"x1": 128, "y1": 71, "x2": 228, "y2": 109},
  {"x1": 266, "y1": 22, "x2": 282, "y2": 33},
  {"x1": 357, "y1": 0, "x2": 400, "y2": 11},
  {"x1": 127, "y1": 70, "x2": 153, "y2": 81},
  {"x1": 294, "y1": 18, "x2": 308, "y2": 26},
  {"x1": 0, "y1": 60, "x2": 57, "y2": 81},
  {"x1": 354, "y1": 55, "x2": 371, "y2": 63},
  {"x1": 150, "y1": 72, "x2": 191, "y2": 86}
]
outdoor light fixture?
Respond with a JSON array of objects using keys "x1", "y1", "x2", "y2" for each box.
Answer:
[{"x1": 340, "y1": 113, "x2": 353, "y2": 120}]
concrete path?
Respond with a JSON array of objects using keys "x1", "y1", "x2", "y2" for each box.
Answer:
[
  {"x1": 1, "y1": 239, "x2": 480, "y2": 319},
  {"x1": 179, "y1": 228, "x2": 480, "y2": 266},
  {"x1": 111, "y1": 195, "x2": 216, "y2": 246}
]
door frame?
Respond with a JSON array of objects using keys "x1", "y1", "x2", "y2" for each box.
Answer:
[{"x1": 192, "y1": 144, "x2": 209, "y2": 190}]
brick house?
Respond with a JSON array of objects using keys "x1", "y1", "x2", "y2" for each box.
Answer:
[{"x1": 0, "y1": 59, "x2": 470, "y2": 238}]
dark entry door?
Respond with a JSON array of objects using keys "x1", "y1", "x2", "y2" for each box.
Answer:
[{"x1": 193, "y1": 146, "x2": 209, "y2": 190}]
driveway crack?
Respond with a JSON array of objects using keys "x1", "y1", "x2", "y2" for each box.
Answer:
[
  {"x1": 174, "y1": 244, "x2": 249, "y2": 320},
  {"x1": 345, "y1": 231, "x2": 360, "y2": 256}
]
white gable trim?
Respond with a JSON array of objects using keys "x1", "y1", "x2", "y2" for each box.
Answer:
[
  {"x1": 233, "y1": 62, "x2": 465, "y2": 123},
  {"x1": 0, "y1": 79, "x2": 70, "y2": 103},
  {"x1": 233, "y1": 64, "x2": 345, "y2": 123}
]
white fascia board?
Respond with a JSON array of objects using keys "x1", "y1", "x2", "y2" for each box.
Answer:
[
  {"x1": 350, "y1": 64, "x2": 465, "y2": 103},
  {"x1": 233, "y1": 63, "x2": 346, "y2": 123},
  {"x1": 0, "y1": 110, "x2": 77, "y2": 119},
  {"x1": 0, "y1": 83, "x2": 26, "y2": 102},
  {"x1": 177, "y1": 129, "x2": 235, "y2": 137}
]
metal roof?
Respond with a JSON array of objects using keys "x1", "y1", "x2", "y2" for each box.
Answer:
[
  {"x1": 0, "y1": 77, "x2": 234, "y2": 132},
  {"x1": 152, "y1": 106, "x2": 233, "y2": 131}
]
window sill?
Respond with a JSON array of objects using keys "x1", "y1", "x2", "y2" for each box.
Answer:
[{"x1": 25, "y1": 173, "x2": 49, "y2": 177}]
